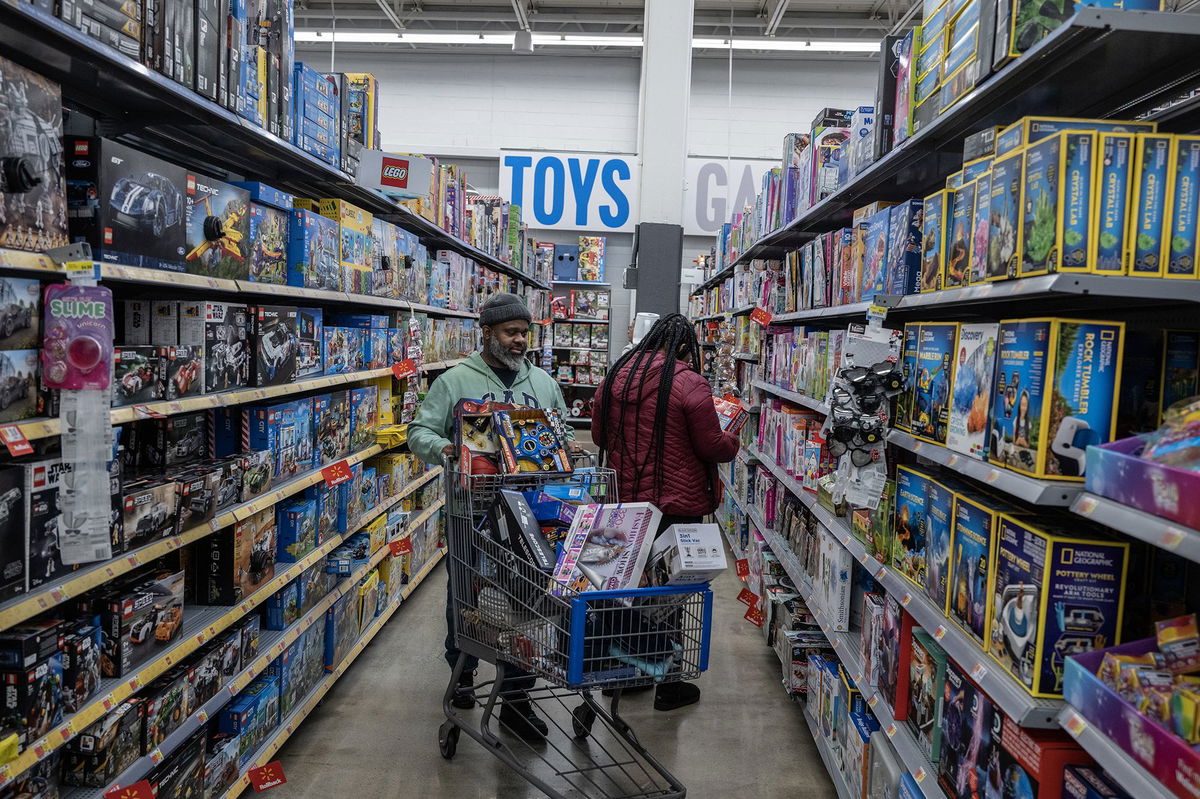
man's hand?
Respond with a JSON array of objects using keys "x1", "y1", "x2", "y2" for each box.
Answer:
[
  {"x1": 441, "y1": 444, "x2": 456, "y2": 463},
  {"x1": 568, "y1": 441, "x2": 586, "y2": 455}
]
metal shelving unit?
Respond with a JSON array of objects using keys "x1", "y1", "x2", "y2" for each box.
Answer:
[
  {"x1": 751, "y1": 379, "x2": 830, "y2": 415},
  {"x1": 692, "y1": 305, "x2": 756, "y2": 321},
  {"x1": 1072, "y1": 493, "x2": 1200, "y2": 565},
  {"x1": 750, "y1": 446, "x2": 1064, "y2": 728},
  {"x1": 802, "y1": 710, "x2": 855, "y2": 799},
  {"x1": 1057, "y1": 707, "x2": 1175, "y2": 799},
  {"x1": 887, "y1": 430, "x2": 1082, "y2": 507}
]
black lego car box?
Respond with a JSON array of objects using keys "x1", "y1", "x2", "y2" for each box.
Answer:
[
  {"x1": 0, "y1": 464, "x2": 25, "y2": 601},
  {"x1": 60, "y1": 696, "x2": 146, "y2": 788},
  {"x1": 120, "y1": 477, "x2": 179, "y2": 549},
  {"x1": 250, "y1": 305, "x2": 298, "y2": 386},
  {"x1": 100, "y1": 569, "x2": 186, "y2": 678},
  {"x1": 0, "y1": 277, "x2": 43, "y2": 351},
  {"x1": 193, "y1": 506, "x2": 277, "y2": 606},
  {"x1": 0, "y1": 55, "x2": 69, "y2": 253},
  {"x1": 165, "y1": 344, "x2": 203, "y2": 400},
  {"x1": 184, "y1": 171, "x2": 250, "y2": 280},
  {"x1": 65, "y1": 136, "x2": 187, "y2": 271},
  {"x1": 112, "y1": 346, "x2": 167, "y2": 408},
  {"x1": 136, "y1": 410, "x2": 207, "y2": 470},
  {"x1": 177, "y1": 300, "x2": 249, "y2": 393},
  {"x1": 175, "y1": 464, "x2": 222, "y2": 531},
  {"x1": 0, "y1": 619, "x2": 61, "y2": 671}
]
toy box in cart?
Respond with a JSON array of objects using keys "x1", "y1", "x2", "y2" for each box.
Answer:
[{"x1": 492, "y1": 408, "x2": 572, "y2": 474}]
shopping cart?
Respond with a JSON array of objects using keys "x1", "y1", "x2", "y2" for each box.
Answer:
[{"x1": 439, "y1": 456, "x2": 713, "y2": 799}]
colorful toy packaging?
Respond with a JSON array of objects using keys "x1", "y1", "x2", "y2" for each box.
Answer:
[
  {"x1": 946, "y1": 322, "x2": 998, "y2": 459},
  {"x1": 1128, "y1": 133, "x2": 1175, "y2": 278},
  {"x1": 893, "y1": 465, "x2": 931, "y2": 589},
  {"x1": 907, "y1": 628, "x2": 947, "y2": 763},
  {"x1": 985, "y1": 148, "x2": 1024, "y2": 281},
  {"x1": 945, "y1": 180, "x2": 974, "y2": 288},
  {"x1": 1019, "y1": 131, "x2": 1098, "y2": 276},
  {"x1": 968, "y1": 169, "x2": 992, "y2": 284},
  {"x1": 924, "y1": 477, "x2": 955, "y2": 613},
  {"x1": 493, "y1": 409, "x2": 572, "y2": 474},
  {"x1": 937, "y1": 661, "x2": 997, "y2": 799},
  {"x1": 183, "y1": 173, "x2": 250, "y2": 280},
  {"x1": 912, "y1": 322, "x2": 959, "y2": 444},
  {"x1": 989, "y1": 513, "x2": 1129, "y2": 697},
  {"x1": 1168, "y1": 135, "x2": 1200, "y2": 278},
  {"x1": 920, "y1": 189, "x2": 949, "y2": 292},
  {"x1": 993, "y1": 715, "x2": 1092, "y2": 799},
  {"x1": 288, "y1": 208, "x2": 341, "y2": 291},
  {"x1": 886, "y1": 199, "x2": 923, "y2": 296},
  {"x1": 897, "y1": 323, "x2": 921, "y2": 431},
  {"x1": 988, "y1": 318, "x2": 1124, "y2": 480},
  {"x1": 948, "y1": 492, "x2": 1002, "y2": 648},
  {"x1": 1091, "y1": 133, "x2": 1135, "y2": 275}
]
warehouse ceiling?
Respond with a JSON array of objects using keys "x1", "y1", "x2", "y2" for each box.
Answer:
[{"x1": 294, "y1": 0, "x2": 917, "y2": 58}]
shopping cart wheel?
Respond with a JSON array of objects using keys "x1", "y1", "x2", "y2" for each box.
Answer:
[
  {"x1": 571, "y1": 703, "x2": 596, "y2": 739},
  {"x1": 439, "y1": 720, "x2": 460, "y2": 759}
]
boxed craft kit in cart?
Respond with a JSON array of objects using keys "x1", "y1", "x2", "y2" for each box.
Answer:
[{"x1": 987, "y1": 318, "x2": 1123, "y2": 480}]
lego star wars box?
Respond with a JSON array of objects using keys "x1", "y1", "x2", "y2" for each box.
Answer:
[
  {"x1": 987, "y1": 318, "x2": 1123, "y2": 480},
  {"x1": 0, "y1": 651, "x2": 63, "y2": 750},
  {"x1": 184, "y1": 172, "x2": 250, "y2": 280},
  {"x1": 112, "y1": 346, "x2": 166, "y2": 408},
  {"x1": 946, "y1": 322, "x2": 998, "y2": 460},
  {"x1": 192, "y1": 301, "x2": 249, "y2": 393},
  {"x1": 100, "y1": 569, "x2": 186, "y2": 677},
  {"x1": 65, "y1": 137, "x2": 187, "y2": 270},
  {"x1": 25, "y1": 459, "x2": 76, "y2": 590},
  {"x1": 60, "y1": 624, "x2": 101, "y2": 715},
  {"x1": 194, "y1": 506, "x2": 277, "y2": 605},
  {"x1": 988, "y1": 513, "x2": 1129, "y2": 697},
  {"x1": 0, "y1": 277, "x2": 41, "y2": 351},
  {"x1": 937, "y1": 662, "x2": 998, "y2": 799},
  {"x1": 250, "y1": 305, "x2": 298, "y2": 386},
  {"x1": 61, "y1": 697, "x2": 145, "y2": 787},
  {"x1": 0, "y1": 57, "x2": 68, "y2": 252},
  {"x1": 912, "y1": 322, "x2": 959, "y2": 445}
]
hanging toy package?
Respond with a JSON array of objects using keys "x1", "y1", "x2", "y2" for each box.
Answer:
[
  {"x1": 823, "y1": 322, "x2": 903, "y2": 509},
  {"x1": 41, "y1": 261, "x2": 116, "y2": 565}
]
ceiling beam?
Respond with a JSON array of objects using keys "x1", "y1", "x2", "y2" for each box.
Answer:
[
  {"x1": 510, "y1": 0, "x2": 531, "y2": 31},
  {"x1": 763, "y1": 0, "x2": 790, "y2": 36},
  {"x1": 373, "y1": 0, "x2": 405, "y2": 31}
]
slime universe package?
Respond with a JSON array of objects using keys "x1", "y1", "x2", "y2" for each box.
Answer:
[
  {"x1": 987, "y1": 513, "x2": 1129, "y2": 698},
  {"x1": 988, "y1": 318, "x2": 1123, "y2": 480},
  {"x1": 912, "y1": 322, "x2": 959, "y2": 444}
]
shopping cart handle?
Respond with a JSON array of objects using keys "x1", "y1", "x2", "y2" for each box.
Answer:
[{"x1": 570, "y1": 584, "x2": 711, "y2": 602}]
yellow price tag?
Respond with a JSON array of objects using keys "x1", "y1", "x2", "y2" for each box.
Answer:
[
  {"x1": 1161, "y1": 526, "x2": 1185, "y2": 549},
  {"x1": 63, "y1": 260, "x2": 99, "y2": 279},
  {"x1": 1064, "y1": 711, "x2": 1087, "y2": 736},
  {"x1": 1076, "y1": 495, "x2": 1098, "y2": 515}
]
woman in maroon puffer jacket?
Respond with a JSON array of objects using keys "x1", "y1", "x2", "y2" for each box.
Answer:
[{"x1": 592, "y1": 313, "x2": 739, "y2": 711}]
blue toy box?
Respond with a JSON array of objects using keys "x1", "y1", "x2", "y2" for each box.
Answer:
[
  {"x1": 1168, "y1": 135, "x2": 1200, "y2": 278},
  {"x1": 1092, "y1": 133, "x2": 1135, "y2": 275},
  {"x1": 860, "y1": 207, "x2": 891, "y2": 302},
  {"x1": 264, "y1": 581, "x2": 300, "y2": 631},
  {"x1": 326, "y1": 313, "x2": 388, "y2": 329},
  {"x1": 337, "y1": 463, "x2": 365, "y2": 533},
  {"x1": 232, "y1": 182, "x2": 294, "y2": 211},
  {"x1": 243, "y1": 398, "x2": 314, "y2": 481},
  {"x1": 325, "y1": 591, "x2": 359, "y2": 671},
  {"x1": 912, "y1": 322, "x2": 959, "y2": 444},
  {"x1": 892, "y1": 464, "x2": 931, "y2": 589},
  {"x1": 885, "y1": 200, "x2": 923, "y2": 296},
  {"x1": 288, "y1": 209, "x2": 341, "y2": 291},
  {"x1": 948, "y1": 492, "x2": 1005, "y2": 648},
  {"x1": 314, "y1": 390, "x2": 351, "y2": 465},
  {"x1": 322, "y1": 327, "x2": 363, "y2": 374},
  {"x1": 277, "y1": 498, "x2": 317, "y2": 563},
  {"x1": 923, "y1": 477, "x2": 954, "y2": 613},
  {"x1": 988, "y1": 318, "x2": 1123, "y2": 480},
  {"x1": 1128, "y1": 133, "x2": 1174, "y2": 277},
  {"x1": 349, "y1": 386, "x2": 378, "y2": 452},
  {"x1": 366, "y1": 329, "x2": 388, "y2": 369}
]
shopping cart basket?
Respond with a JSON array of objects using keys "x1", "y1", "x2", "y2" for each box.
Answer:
[{"x1": 439, "y1": 456, "x2": 713, "y2": 799}]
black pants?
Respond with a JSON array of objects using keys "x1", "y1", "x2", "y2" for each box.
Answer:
[{"x1": 444, "y1": 556, "x2": 535, "y2": 693}]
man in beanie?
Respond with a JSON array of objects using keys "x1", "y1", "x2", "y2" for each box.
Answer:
[{"x1": 409, "y1": 292, "x2": 576, "y2": 741}]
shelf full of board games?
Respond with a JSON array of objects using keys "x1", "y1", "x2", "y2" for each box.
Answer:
[
  {"x1": 0, "y1": 5, "x2": 551, "y2": 292},
  {"x1": 748, "y1": 444, "x2": 1066, "y2": 729},
  {"x1": 690, "y1": 8, "x2": 1200, "y2": 292}
]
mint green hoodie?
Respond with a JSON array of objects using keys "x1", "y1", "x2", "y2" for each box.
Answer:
[{"x1": 408, "y1": 352, "x2": 574, "y2": 464}]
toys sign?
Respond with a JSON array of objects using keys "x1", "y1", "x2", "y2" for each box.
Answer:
[
  {"x1": 500, "y1": 150, "x2": 637, "y2": 232},
  {"x1": 249, "y1": 761, "x2": 287, "y2": 791}
]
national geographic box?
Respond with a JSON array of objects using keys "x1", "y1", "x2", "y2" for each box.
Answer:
[
  {"x1": 1018, "y1": 131, "x2": 1099, "y2": 277},
  {"x1": 1091, "y1": 132, "x2": 1136, "y2": 276},
  {"x1": 920, "y1": 189, "x2": 950, "y2": 292},
  {"x1": 1168, "y1": 135, "x2": 1200, "y2": 279},
  {"x1": 1127, "y1": 133, "x2": 1175, "y2": 278},
  {"x1": 988, "y1": 318, "x2": 1124, "y2": 480},
  {"x1": 912, "y1": 322, "x2": 960, "y2": 445}
]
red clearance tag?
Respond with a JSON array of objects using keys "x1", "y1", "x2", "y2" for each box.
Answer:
[
  {"x1": 389, "y1": 538, "x2": 413, "y2": 557},
  {"x1": 249, "y1": 761, "x2": 287, "y2": 792},
  {"x1": 0, "y1": 425, "x2": 32, "y2": 457},
  {"x1": 737, "y1": 587, "x2": 758, "y2": 607},
  {"x1": 744, "y1": 605, "x2": 765, "y2": 627},
  {"x1": 749, "y1": 307, "x2": 773, "y2": 326},
  {"x1": 105, "y1": 781, "x2": 155, "y2": 799},
  {"x1": 735, "y1": 558, "x2": 749, "y2": 578},
  {"x1": 391, "y1": 359, "x2": 417, "y2": 379},
  {"x1": 321, "y1": 460, "x2": 353, "y2": 487}
]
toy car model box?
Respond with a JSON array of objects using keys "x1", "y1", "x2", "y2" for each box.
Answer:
[
  {"x1": 202, "y1": 733, "x2": 240, "y2": 799},
  {"x1": 175, "y1": 301, "x2": 249, "y2": 393},
  {"x1": 991, "y1": 714, "x2": 1091, "y2": 798},
  {"x1": 60, "y1": 697, "x2": 145, "y2": 787},
  {"x1": 64, "y1": 137, "x2": 186, "y2": 271},
  {"x1": 244, "y1": 397, "x2": 313, "y2": 481},
  {"x1": 1019, "y1": 131, "x2": 1098, "y2": 277},
  {"x1": 995, "y1": 116, "x2": 1157, "y2": 158},
  {"x1": 985, "y1": 147, "x2": 1025, "y2": 281},
  {"x1": 937, "y1": 661, "x2": 997, "y2": 799},
  {"x1": 321, "y1": 326, "x2": 361, "y2": 374},
  {"x1": 239, "y1": 449, "x2": 272, "y2": 503},
  {"x1": 1091, "y1": 133, "x2": 1136, "y2": 276},
  {"x1": 250, "y1": 305, "x2": 298, "y2": 387},
  {"x1": 296, "y1": 306, "x2": 323, "y2": 377},
  {"x1": 989, "y1": 513, "x2": 1129, "y2": 697},
  {"x1": 988, "y1": 318, "x2": 1124, "y2": 480},
  {"x1": 0, "y1": 58, "x2": 67, "y2": 252},
  {"x1": 1167, "y1": 135, "x2": 1200, "y2": 279},
  {"x1": 148, "y1": 728, "x2": 205, "y2": 799},
  {"x1": 906, "y1": 628, "x2": 947, "y2": 763},
  {"x1": 163, "y1": 344, "x2": 203, "y2": 400},
  {"x1": 0, "y1": 651, "x2": 63, "y2": 750},
  {"x1": 140, "y1": 410, "x2": 207, "y2": 469},
  {"x1": 143, "y1": 665, "x2": 194, "y2": 749},
  {"x1": 314, "y1": 390, "x2": 350, "y2": 465},
  {"x1": 946, "y1": 322, "x2": 999, "y2": 459},
  {"x1": 912, "y1": 322, "x2": 959, "y2": 444},
  {"x1": 112, "y1": 346, "x2": 166, "y2": 407},
  {"x1": 1128, "y1": 133, "x2": 1174, "y2": 278},
  {"x1": 121, "y1": 477, "x2": 178, "y2": 549},
  {"x1": 923, "y1": 477, "x2": 955, "y2": 613},
  {"x1": 893, "y1": 464, "x2": 931, "y2": 589},
  {"x1": 183, "y1": 172, "x2": 250, "y2": 280},
  {"x1": 193, "y1": 507, "x2": 276, "y2": 605},
  {"x1": 100, "y1": 569, "x2": 185, "y2": 677},
  {"x1": 277, "y1": 497, "x2": 317, "y2": 563},
  {"x1": 0, "y1": 277, "x2": 40, "y2": 352},
  {"x1": 0, "y1": 464, "x2": 24, "y2": 600},
  {"x1": 175, "y1": 464, "x2": 221, "y2": 530},
  {"x1": 349, "y1": 385, "x2": 378, "y2": 451},
  {"x1": 0, "y1": 620, "x2": 61, "y2": 671},
  {"x1": 264, "y1": 580, "x2": 300, "y2": 631}
]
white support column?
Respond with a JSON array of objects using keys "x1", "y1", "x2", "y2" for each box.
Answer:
[{"x1": 633, "y1": 0, "x2": 694, "y2": 316}]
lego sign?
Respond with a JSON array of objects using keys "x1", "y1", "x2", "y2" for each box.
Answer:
[
  {"x1": 380, "y1": 157, "x2": 410, "y2": 189},
  {"x1": 356, "y1": 150, "x2": 434, "y2": 201},
  {"x1": 499, "y1": 150, "x2": 637, "y2": 232},
  {"x1": 684, "y1": 157, "x2": 776, "y2": 236}
]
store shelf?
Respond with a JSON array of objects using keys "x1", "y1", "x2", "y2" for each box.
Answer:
[
  {"x1": 221, "y1": 548, "x2": 445, "y2": 799},
  {"x1": 750, "y1": 445, "x2": 1064, "y2": 728},
  {"x1": 1072, "y1": 492, "x2": 1200, "y2": 564},
  {"x1": 720, "y1": 474, "x2": 771, "y2": 535},
  {"x1": 559, "y1": 382, "x2": 601, "y2": 389},
  {"x1": 552, "y1": 280, "x2": 611, "y2": 286},
  {"x1": 733, "y1": 352, "x2": 759, "y2": 362},
  {"x1": 564, "y1": 417, "x2": 592, "y2": 424},
  {"x1": 553, "y1": 317, "x2": 611, "y2": 324},
  {"x1": 887, "y1": 430, "x2": 1081, "y2": 507},
  {"x1": 802, "y1": 710, "x2": 855, "y2": 799},
  {"x1": 692, "y1": 305, "x2": 756, "y2": 322},
  {"x1": 546, "y1": 346, "x2": 610, "y2": 352},
  {"x1": 0, "y1": 445, "x2": 396, "y2": 632},
  {"x1": 690, "y1": 8, "x2": 1200, "y2": 285},
  {"x1": 1057, "y1": 707, "x2": 1175, "y2": 799},
  {"x1": 750, "y1": 379, "x2": 829, "y2": 415}
]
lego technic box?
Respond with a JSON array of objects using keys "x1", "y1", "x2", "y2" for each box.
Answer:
[
  {"x1": 988, "y1": 318, "x2": 1123, "y2": 480},
  {"x1": 184, "y1": 172, "x2": 250, "y2": 280},
  {"x1": 250, "y1": 305, "x2": 298, "y2": 386},
  {"x1": 0, "y1": 56, "x2": 69, "y2": 253},
  {"x1": 65, "y1": 136, "x2": 187, "y2": 270}
]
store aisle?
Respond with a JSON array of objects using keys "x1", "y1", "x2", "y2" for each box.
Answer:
[{"x1": 277, "y1": 561, "x2": 832, "y2": 798}]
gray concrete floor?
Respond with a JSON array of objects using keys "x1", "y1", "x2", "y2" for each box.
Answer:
[{"x1": 275, "y1": 562, "x2": 834, "y2": 798}]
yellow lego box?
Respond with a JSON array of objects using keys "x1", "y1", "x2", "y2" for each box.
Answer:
[{"x1": 318, "y1": 199, "x2": 374, "y2": 273}]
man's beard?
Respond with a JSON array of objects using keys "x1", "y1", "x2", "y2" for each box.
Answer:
[{"x1": 487, "y1": 335, "x2": 525, "y2": 371}]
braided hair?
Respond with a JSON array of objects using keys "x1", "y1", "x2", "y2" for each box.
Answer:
[{"x1": 597, "y1": 313, "x2": 702, "y2": 500}]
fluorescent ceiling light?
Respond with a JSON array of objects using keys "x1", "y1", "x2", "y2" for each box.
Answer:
[{"x1": 294, "y1": 30, "x2": 877, "y2": 53}]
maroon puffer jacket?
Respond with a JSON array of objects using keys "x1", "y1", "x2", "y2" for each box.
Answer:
[{"x1": 592, "y1": 354, "x2": 740, "y2": 516}]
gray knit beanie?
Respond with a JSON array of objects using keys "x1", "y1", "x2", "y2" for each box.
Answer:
[{"x1": 479, "y1": 293, "x2": 532, "y2": 327}]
